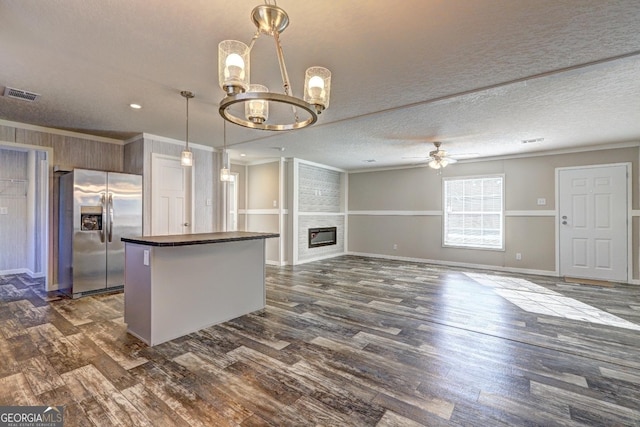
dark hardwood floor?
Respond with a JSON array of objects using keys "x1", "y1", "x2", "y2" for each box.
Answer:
[{"x1": 1, "y1": 256, "x2": 639, "y2": 426}]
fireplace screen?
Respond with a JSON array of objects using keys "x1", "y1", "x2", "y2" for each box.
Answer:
[{"x1": 308, "y1": 227, "x2": 337, "y2": 248}]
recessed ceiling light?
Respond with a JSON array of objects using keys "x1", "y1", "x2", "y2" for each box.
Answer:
[
  {"x1": 129, "y1": 103, "x2": 142, "y2": 109},
  {"x1": 363, "y1": 159, "x2": 376, "y2": 163},
  {"x1": 240, "y1": 153, "x2": 246, "y2": 157}
]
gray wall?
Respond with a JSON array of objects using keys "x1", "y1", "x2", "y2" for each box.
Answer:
[
  {"x1": 1, "y1": 124, "x2": 125, "y2": 284},
  {"x1": 1, "y1": 124, "x2": 220, "y2": 287},
  {"x1": 348, "y1": 146, "x2": 639, "y2": 278},
  {"x1": 141, "y1": 135, "x2": 218, "y2": 235}
]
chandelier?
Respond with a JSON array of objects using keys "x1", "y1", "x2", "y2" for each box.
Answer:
[{"x1": 218, "y1": 1, "x2": 331, "y2": 131}]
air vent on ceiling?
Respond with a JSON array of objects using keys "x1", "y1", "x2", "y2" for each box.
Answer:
[
  {"x1": 521, "y1": 137, "x2": 544, "y2": 144},
  {"x1": 3, "y1": 87, "x2": 41, "y2": 102}
]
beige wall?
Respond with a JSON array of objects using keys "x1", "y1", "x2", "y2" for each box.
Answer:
[
  {"x1": 242, "y1": 161, "x2": 283, "y2": 264},
  {"x1": 349, "y1": 146, "x2": 639, "y2": 278},
  {"x1": 247, "y1": 161, "x2": 280, "y2": 209}
]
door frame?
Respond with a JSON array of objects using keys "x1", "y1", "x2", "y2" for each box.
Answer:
[
  {"x1": 151, "y1": 153, "x2": 194, "y2": 235},
  {"x1": 554, "y1": 162, "x2": 632, "y2": 283},
  {"x1": 0, "y1": 140, "x2": 52, "y2": 289}
]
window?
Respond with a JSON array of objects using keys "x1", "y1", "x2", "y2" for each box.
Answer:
[{"x1": 443, "y1": 175, "x2": 504, "y2": 250}]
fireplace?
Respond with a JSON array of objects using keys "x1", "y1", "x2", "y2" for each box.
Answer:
[{"x1": 308, "y1": 227, "x2": 337, "y2": 248}]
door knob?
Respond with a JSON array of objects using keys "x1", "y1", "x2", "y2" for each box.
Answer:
[
  {"x1": 562, "y1": 216, "x2": 567, "y2": 219},
  {"x1": 183, "y1": 222, "x2": 190, "y2": 227},
  {"x1": 562, "y1": 221, "x2": 567, "y2": 225}
]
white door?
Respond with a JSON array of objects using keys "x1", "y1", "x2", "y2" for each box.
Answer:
[
  {"x1": 558, "y1": 164, "x2": 628, "y2": 281},
  {"x1": 152, "y1": 155, "x2": 192, "y2": 235}
]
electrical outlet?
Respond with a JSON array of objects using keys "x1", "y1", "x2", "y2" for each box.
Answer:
[
  {"x1": 273, "y1": 200, "x2": 277, "y2": 207},
  {"x1": 0, "y1": 207, "x2": 7, "y2": 215},
  {"x1": 516, "y1": 253, "x2": 522, "y2": 260},
  {"x1": 393, "y1": 243, "x2": 398, "y2": 250},
  {"x1": 206, "y1": 199, "x2": 212, "y2": 206},
  {"x1": 537, "y1": 198, "x2": 546, "y2": 206}
]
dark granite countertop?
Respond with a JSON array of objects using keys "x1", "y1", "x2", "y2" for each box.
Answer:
[{"x1": 121, "y1": 231, "x2": 280, "y2": 247}]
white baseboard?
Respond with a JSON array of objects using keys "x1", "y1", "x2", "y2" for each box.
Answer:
[
  {"x1": 0, "y1": 268, "x2": 47, "y2": 278},
  {"x1": 0, "y1": 268, "x2": 29, "y2": 276},
  {"x1": 266, "y1": 260, "x2": 287, "y2": 266},
  {"x1": 347, "y1": 251, "x2": 558, "y2": 278},
  {"x1": 26, "y1": 270, "x2": 46, "y2": 279},
  {"x1": 295, "y1": 252, "x2": 347, "y2": 265}
]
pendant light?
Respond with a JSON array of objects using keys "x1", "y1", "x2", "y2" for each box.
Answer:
[
  {"x1": 220, "y1": 120, "x2": 232, "y2": 182},
  {"x1": 180, "y1": 90, "x2": 194, "y2": 167}
]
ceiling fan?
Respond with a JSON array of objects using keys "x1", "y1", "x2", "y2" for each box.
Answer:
[
  {"x1": 426, "y1": 141, "x2": 457, "y2": 169},
  {"x1": 403, "y1": 141, "x2": 460, "y2": 169}
]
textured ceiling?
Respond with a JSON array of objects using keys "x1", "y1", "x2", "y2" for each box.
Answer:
[{"x1": 1, "y1": 0, "x2": 639, "y2": 170}]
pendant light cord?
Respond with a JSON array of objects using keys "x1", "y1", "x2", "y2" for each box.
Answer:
[
  {"x1": 223, "y1": 120, "x2": 227, "y2": 168},
  {"x1": 185, "y1": 96, "x2": 190, "y2": 152}
]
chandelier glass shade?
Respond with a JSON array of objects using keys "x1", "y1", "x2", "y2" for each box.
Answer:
[
  {"x1": 218, "y1": 3, "x2": 331, "y2": 131},
  {"x1": 245, "y1": 84, "x2": 269, "y2": 124}
]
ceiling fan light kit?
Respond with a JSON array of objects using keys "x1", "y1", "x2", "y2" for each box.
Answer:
[
  {"x1": 218, "y1": 2, "x2": 331, "y2": 131},
  {"x1": 428, "y1": 141, "x2": 457, "y2": 169}
]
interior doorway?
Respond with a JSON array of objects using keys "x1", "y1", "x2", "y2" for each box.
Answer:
[
  {"x1": 0, "y1": 141, "x2": 50, "y2": 287},
  {"x1": 151, "y1": 153, "x2": 193, "y2": 235},
  {"x1": 226, "y1": 173, "x2": 239, "y2": 231},
  {"x1": 557, "y1": 163, "x2": 629, "y2": 282}
]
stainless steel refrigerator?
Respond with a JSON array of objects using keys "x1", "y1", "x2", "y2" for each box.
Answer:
[{"x1": 58, "y1": 169, "x2": 142, "y2": 298}]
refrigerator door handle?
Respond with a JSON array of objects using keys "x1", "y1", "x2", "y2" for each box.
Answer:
[
  {"x1": 100, "y1": 192, "x2": 106, "y2": 243},
  {"x1": 108, "y1": 192, "x2": 114, "y2": 243}
]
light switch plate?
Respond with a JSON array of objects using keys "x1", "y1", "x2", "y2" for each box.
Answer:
[
  {"x1": 143, "y1": 250, "x2": 150, "y2": 266},
  {"x1": 0, "y1": 207, "x2": 8, "y2": 215}
]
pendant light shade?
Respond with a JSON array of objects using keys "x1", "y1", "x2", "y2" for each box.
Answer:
[{"x1": 181, "y1": 150, "x2": 193, "y2": 167}]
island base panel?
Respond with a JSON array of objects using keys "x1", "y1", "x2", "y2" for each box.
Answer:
[{"x1": 124, "y1": 239, "x2": 266, "y2": 346}]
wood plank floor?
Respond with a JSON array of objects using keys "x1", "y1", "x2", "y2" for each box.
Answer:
[{"x1": 1, "y1": 255, "x2": 639, "y2": 426}]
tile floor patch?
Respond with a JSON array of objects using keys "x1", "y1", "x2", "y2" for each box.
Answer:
[{"x1": 465, "y1": 273, "x2": 640, "y2": 331}]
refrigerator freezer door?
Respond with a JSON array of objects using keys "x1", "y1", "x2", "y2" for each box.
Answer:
[
  {"x1": 106, "y1": 172, "x2": 142, "y2": 288},
  {"x1": 72, "y1": 169, "x2": 108, "y2": 294}
]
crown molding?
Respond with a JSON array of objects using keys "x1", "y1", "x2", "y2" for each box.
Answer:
[
  {"x1": 141, "y1": 132, "x2": 214, "y2": 152},
  {"x1": 0, "y1": 119, "x2": 125, "y2": 145},
  {"x1": 349, "y1": 140, "x2": 640, "y2": 174}
]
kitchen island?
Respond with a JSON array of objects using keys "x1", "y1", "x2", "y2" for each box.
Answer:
[{"x1": 122, "y1": 231, "x2": 279, "y2": 346}]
